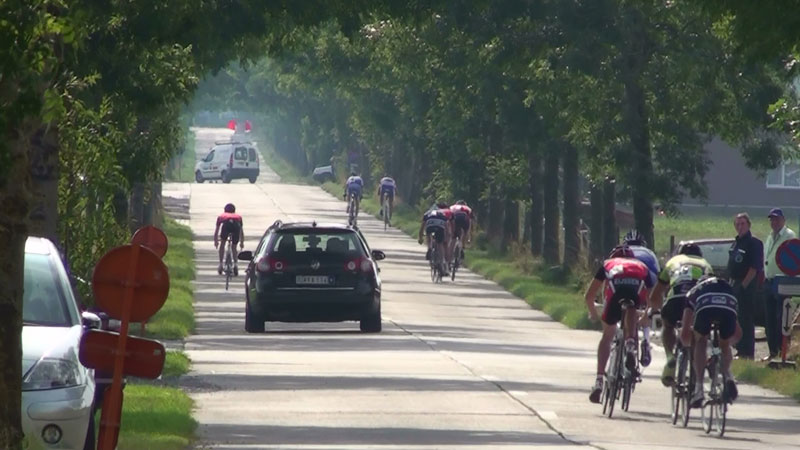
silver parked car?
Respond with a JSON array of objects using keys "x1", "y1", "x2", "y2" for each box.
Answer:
[{"x1": 22, "y1": 237, "x2": 95, "y2": 450}]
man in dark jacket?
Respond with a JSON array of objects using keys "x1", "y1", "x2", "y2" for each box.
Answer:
[{"x1": 727, "y1": 212, "x2": 763, "y2": 359}]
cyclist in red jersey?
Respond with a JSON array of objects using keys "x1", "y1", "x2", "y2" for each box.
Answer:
[
  {"x1": 214, "y1": 203, "x2": 245, "y2": 274},
  {"x1": 584, "y1": 245, "x2": 654, "y2": 403},
  {"x1": 450, "y1": 200, "x2": 474, "y2": 246}
]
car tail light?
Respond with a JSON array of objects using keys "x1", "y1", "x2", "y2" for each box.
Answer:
[
  {"x1": 345, "y1": 257, "x2": 374, "y2": 275},
  {"x1": 257, "y1": 257, "x2": 286, "y2": 273}
]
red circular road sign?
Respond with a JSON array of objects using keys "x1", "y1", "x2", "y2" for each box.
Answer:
[
  {"x1": 131, "y1": 225, "x2": 168, "y2": 258},
  {"x1": 92, "y1": 245, "x2": 170, "y2": 322},
  {"x1": 776, "y1": 238, "x2": 800, "y2": 277}
]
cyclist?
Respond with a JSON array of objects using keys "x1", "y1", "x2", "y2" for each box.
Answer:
[
  {"x1": 377, "y1": 174, "x2": 397, "y2": 219},
  {"x1": 622, "y1": 229, "x2": 660, "y2": 367},
  {"x1": 450, "y1": 200, "x2": 474, "y2": 259},
  {"x1": 417, "y1": 202, "x2": 453, "y2": 274},
  {"x1": 680, "y1": 276, "x2": 742, "y2": 407},
  {"x1": 343, "y1": 171, "x2": 364, "y2": 216},
  {"x1": 584, "y1": 245, "x2": 654, "y2": 403},
  {"x1": 214, "y1": 203, "x2": 244, "y2": 275},
  {"x1": 648, "y1": 243, "x2": 713, "y2": 386}
]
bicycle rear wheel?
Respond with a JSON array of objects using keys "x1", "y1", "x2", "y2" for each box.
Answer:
[
  {"x1": 621, "y1": 376, "x2": 633, "y2": 412},
  {"x1": 604, "y1": 341, "x2": 623, "y2": 418},
  {"x1": 671, "y1": 347, "x2": 689, "y2": 426},
  {"x1": 224, "y1": 245, "x2": 233, "y2": 291}
]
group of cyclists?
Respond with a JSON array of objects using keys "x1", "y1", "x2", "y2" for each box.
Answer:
[
  {"x1": 585, "y1": 230, "x2": 740, "y2": 410},
  {"x1": 217, "y1": 174, "x2": 742, "y2": 415}
]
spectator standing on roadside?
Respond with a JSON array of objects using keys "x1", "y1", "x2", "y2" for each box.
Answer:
[
  {"x1": 727, "y1": 212, "x2": 763, "y2": 359},
  {"x1": 762, "y1": 208, "x2": 796, "y2": 361}
]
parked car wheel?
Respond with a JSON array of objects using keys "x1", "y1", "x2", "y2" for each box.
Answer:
[
  {"x1": 245, "y1": 301, "x2": 265, "y2": 333},
  {"x1": 360, "y1": 306, "x2": 382, "y2": 333},
  {"x1": 221, "y1": 170, "x2": 232, "y2": 184},
  {"x1": 249, "y1": 176, "x2": 257, "y2": 184},
  {"x1": 195, "y1": 171, "x2": 204, "y2": 183}
]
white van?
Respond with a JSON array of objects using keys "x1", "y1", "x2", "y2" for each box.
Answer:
[{"x1": 195, "y1": 140, "x2": 260, "y2": 184}]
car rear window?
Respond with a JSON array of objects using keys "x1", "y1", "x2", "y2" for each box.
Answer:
[
  {"x1": 23, "y1": 253, "x2": 73, "y2": 326},
  {"x1": 234, "y1": 146, "x2": 248, "y2": 160},
  {"x1": 269, "y1": 230, "x2": 365, "y2": 258},
  {"x1": 695, "y1": 243, "x2": 731, "y2": 269},
  {"x1": 248, "y1": 148, "x2": 257, "y2": 162}
]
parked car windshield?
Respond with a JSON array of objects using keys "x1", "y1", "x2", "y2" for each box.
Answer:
[
  {"x1": 23, "y1": 253, "x2": 73, "y2": 326},
  {"x1": 268, "y1": 230, "x2": 365, "y2": 258}
]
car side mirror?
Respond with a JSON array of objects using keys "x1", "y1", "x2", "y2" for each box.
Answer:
[
  {"x1": 371, "y1": 250, "x2": 386, "y2": 261},
  {"x1": 238, "y1": 250, "x2": 254, "y2": 261},
  {"x1": 81, "y1": 311, "x2": 102, "y2": 329}
]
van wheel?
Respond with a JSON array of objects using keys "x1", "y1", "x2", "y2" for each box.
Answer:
[
  {"x1": 249, "y1": 177, "x2": 257, "y2": 184},
  {"x1": 221, "y1": 170, "x2": 232, "y2": 184},
  {"x1": 195, "y1": 171, "x2": 204, "y2": 183}
]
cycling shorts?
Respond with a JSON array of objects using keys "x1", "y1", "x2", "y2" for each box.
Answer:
[
  {"x1": 220, "y1": 221, "x2": 241, "y2": 246},
  {"x1": 693, "y1": 308, "x2": 737, "y2": 340},
  {"x1": 453, "y1": 212, "x2": 470, "y2": 236},
  {"x1": 347, "y1": 185, "x2": 363, "y2": 198},
  {"x1": 380, "y1": 186, "x2": 395, "y2": 199},
  {"x1": 425, "y1": 221, "x2": 446, "y2": 243},
  {"x1": 661, "y1": 295, "x2": 686, "y2": 326},
  {"x1": 602, "y1": 285, "x2": 645, "y2": 326}
]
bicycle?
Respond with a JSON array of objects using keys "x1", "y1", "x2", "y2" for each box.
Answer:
[
  {"x1": 450, "y1": 236, "x2": 463, "y2": 281},
  {"x1": 348, "y1": 193, "x2": 359, "y2": 226},
  {"x1": 601, "y1": 299, "x2": 639, "y2": 418},
  {"x1": 429, "y1": 237, "x2": 444, "y2": 284},
  {"x1": 701, "y1": 321, "x2": 727, "y2": 437},
  {"x1": 223, "y1": 236, "x2": 235, "y2": 291},
  {"x1": 382, "y1": 194, "x2": 391, "y2": 231},
  {"x1": 670, "y1": 326, "x2": 693, "y2": 428}
]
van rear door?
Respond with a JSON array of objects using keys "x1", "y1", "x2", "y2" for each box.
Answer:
[
  {"x1": 234, "y1": 146, "x2": 249, "y2": 169},
  {"x1": 248, "y1": 147, "x2": 258, "y2": 167}
]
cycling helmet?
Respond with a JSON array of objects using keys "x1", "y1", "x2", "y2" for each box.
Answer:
[
  {"x1": 224, "y1": 203, "x2": 235, "y2": 213},
  {"x1": 678, "y1": 243, "x2": 703, "y2": 257},
  {"x1": 350, "y1": 171, "x2": 357, "y2": 176},
  {"x1": 608, "y1": 245, "x2": 635, "y2": 259},
  {"x1": 436, "y1": 201, "x2": 449, "y2": 209},
  {"x1": 456, "y1": 200, "x2": 467, "y2": 205},
  {"x1": 623, "y1": 229, "x2": 646, "y2": 246}
]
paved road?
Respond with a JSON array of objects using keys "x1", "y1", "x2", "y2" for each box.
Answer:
[{"x1": 175, "y1": 128, "x2": 800, "y2": 449}]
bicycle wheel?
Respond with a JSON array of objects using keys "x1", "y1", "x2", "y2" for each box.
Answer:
[
  {"x1": 451, "y1": 240, "x2": 461, "y2": 281},
  {"x1": 672, "y1": 347, "x2": 689, "y2": 426},
  {"x1": 430, "y1": 247, "x2": 438, "y2": 283},
  {"x1": 702, "y1": 356, "x2": 719, "y2": 434},
  {"x1": 622, "y1": 376, "x2": 633, "y2": 412},
  {"x1": 710, "y1": 358, "x2": 727, "y2": 437},
  {"x1": 604, "y1": 341, "x2": 622, "y2": 418},
  {"x1": 224, "y1": 245, "x2": 233, "y2": 291},
  {"x1": 383, "y1": 198, "x2": 390, "y2": 231}
]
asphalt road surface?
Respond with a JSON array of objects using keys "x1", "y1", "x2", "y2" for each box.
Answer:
[{"x1": 173, "y1": 128, "x2": 800, "y2": 449}]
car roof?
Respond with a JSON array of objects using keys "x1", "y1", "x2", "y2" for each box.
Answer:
[
  {"x1": 678, "y1": 238, "x2": 734, "y2": 245},
  {"x1": 25, "y1": 236, "x2": 55, "y2": 255},
  {"x1": 273, "y1": 222, "x2": 356, "y2": 232}
]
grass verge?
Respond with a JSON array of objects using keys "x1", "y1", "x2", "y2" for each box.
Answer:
[
  {"x1": 142, "y1": 218, "x2": 195, "y2": 339},
  {"x1": 117, "y1": 385, "x2": 196, "y2": 450},
  {"x1": 732, "y1": 358, "x2": 800, "y2": 402}
]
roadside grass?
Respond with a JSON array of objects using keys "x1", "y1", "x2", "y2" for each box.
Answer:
[
  {"x1": 117, "y1": 385, "x2": 196, "y2": 450},
  {"x1": 732, "y1": 358, "x2": 800, "y2": 402},
  {"x1": 257, "y1": 141, "x2": 313, "y2": 184},
  {"x1": 141, "y1": 218, "x2": 195, "y2": 339},
  {"x1": 163, "y1": 350, "x2": 191, "y2": 378},
  {"x1": 164, "y1": 130, "x2": 196, "y2": 182},
  {"x1": 653, "y1": 212, "x2": 772, "y2": 257}
]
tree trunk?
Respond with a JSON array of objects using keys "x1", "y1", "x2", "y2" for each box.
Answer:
[
  {"x1": 27, "y1": 124, "x2": 59, "y2": 243},
  {"x1": 486, "y1": 126, "x2": 504, "y2": 251},
  {"x1": 603, "y1": 177, "x2": 618, "y2": 253},
  {"x1": 0, "y1": 129, "x2": 32, "y2": 450},
  {"x1": 143, "y1": 181, "x2": 163, "y2": 228},
  {"x1": 528, "y1": 150, "x2": 543, "y2": 257},
  {"x1": 589, "y1": 182, "x2": 604, "y2": 265},
  {"x1": 543, "y1": 148, "x2": 560, "y2": 265},
  {"x1": 562, "y1": 143, "x2": 579, "y2": 271},
  {"x1": 522, "y1": 203, "x2": 531, "y2": 244},
  {"x1": 502, "y1": 198, "x2": 519, "y2": 250},
  {"x1": 129, "y1": 182, "x2": 145, "y2": 235},
  {"x1": 622, "y1": 8, "x2": 655, "y2": 249}
]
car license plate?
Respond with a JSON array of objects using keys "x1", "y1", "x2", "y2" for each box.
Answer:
[{"x1": 296, "y1": 275, "x2": 333, "y2": 285}]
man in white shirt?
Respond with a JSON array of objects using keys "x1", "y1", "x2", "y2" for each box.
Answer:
[{"x1": 762, "y1": 208, "x2": 796, "y2": 361}]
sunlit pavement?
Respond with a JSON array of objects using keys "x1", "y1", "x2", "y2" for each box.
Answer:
[{"x1": 174, "y1": 128, "x2": 800, "y2": 450}]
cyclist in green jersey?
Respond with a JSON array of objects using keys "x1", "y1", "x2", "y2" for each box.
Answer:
[{"x1": 648, "y1": 244, "x2": 713, "y2": 386}]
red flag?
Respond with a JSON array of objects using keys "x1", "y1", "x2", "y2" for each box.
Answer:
[
  {"x1": 245, "y1": 120, "x2": 252, "y2": 132},
  {"x1": 227, "y1": 119, "x2": 236, "y2": 130}
]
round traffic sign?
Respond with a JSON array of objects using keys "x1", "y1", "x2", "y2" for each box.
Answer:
[
  {"x1": 92, "y1": 245, "x2": 170, "y2": 322},
  {"x1": 131, "y1": 225, "x2": 168, "y2": 258},
  {"x1": 776, "y1": 238, "x2": 800, "y2": 277}
]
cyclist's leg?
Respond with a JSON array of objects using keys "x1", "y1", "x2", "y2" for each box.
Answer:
[
  {"x1": 719, "y1": 311, "x2": 740, "y2": 400},
  {"x1": 692, "y1": 331, "x2": 709, "y2": 399}
]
